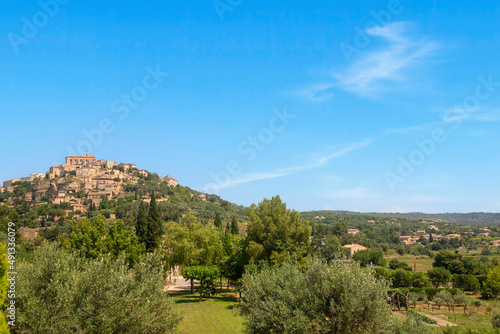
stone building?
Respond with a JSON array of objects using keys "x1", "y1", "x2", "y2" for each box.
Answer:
[
  {"x1": 99, "y1": 159, "x2": 117, "y2": 169},
  {"x1": 3, "y1": 178, "x2": 20, "y2": 188},
  {"x1": 118, "y1": 162, "x2": 136, "y2": 170},
  {"x1": 343, "y1": 244, "x2": 367, "y2": 258},
  {"x1": 348, "y1": 229, "x2": 360, "y2": 236},
  {"x1": 162, "y1": 175, "x2": 178, "y2": 187},
  {"x1": 65, "y1": 152, "x2": 98, "y2": 166}
]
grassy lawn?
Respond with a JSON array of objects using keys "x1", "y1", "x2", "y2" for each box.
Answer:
[
  {"x1": 171, "y1": 290, "x2": 245, "y2": 334},
  {"x1": 394, "y1": 256, "x2": 434, "y2": 272}
]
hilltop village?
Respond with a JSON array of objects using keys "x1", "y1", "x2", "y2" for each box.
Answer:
[{"x1": 0, "y1": 152, "x2": 179, "y2": 214}]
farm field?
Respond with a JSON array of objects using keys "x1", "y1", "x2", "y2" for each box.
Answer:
[{"x1": 391, "y1": 256, "x2": 434, "y2": 272}]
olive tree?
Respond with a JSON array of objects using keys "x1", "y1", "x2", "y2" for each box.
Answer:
[
  {"x1": 241, "y1": 258, "x2": 395, "y2": 334},
  {"x1": 15, "y1": 243, "x2": 182, "y2": 333}
]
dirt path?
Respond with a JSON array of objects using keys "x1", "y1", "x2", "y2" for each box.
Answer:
[
  {"x1": 393, "y1": 310, "x2": 457, "y2": 327},
  {"x1": 415, "y1": 311, "x2": 457, "y2": 327},
  {"x1": 164, "y1": 275, "x2": 200, "y2": 292}
]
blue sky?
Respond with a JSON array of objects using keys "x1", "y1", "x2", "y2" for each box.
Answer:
[{"x1": 1, "y1": 0, "x2": 500, "y2": 213}]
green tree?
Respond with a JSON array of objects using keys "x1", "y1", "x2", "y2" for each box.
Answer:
[
  {"x1": 454, "y1": 274, "x2": 480, "y2": 292},
  {"x1": 427, "y1": 267, "x2": 451, "y2": 288},
  {"x1": 0, "y1": 206, "x2": 19, "y2": 234},
  {"x1": 392, "y1": 269, "x2": 414, "y2": 288},
  {"x1": 221, "y1": 232, "x2": 245, "y2": 286},
  {"x1": 146, "y1": 192, "x2": 163, "y2": 251},
  {"x1": 163, "y1": 220, "x2": 225, "y2": 293},
  {"x1": 453, "y1": 289, "x2": 467, "y2": 313},
  {"x1": 484, "y1": 266, "x2": 500, "y2": 298},
  {"x1": 230, "y1": 216, "x2": 239, "y2": 235},
  {"x1": 135, "y1": 201, "x2": 148, "y2": 245},
  {"x1": 352, "y1": 249, "x2": 384, "y2": 267},
  {"x1": 246, "y1": 196, "x2": 311, "y2": 265},
  {"x1": 411, "y1": 272, "x2": 430, "y2": 288},
  {"x1": 312, "y1": 235, "x2": 345, "y2": 261},
  {"x1": 69, "y1": 216, "x2": 144, "y2": 265},
  {"x1": 435, "y1": 290, "x2": 453, "y2": 312},
  {"x1": 389, "y1": 259, "x2": 412, "y2": 271},
  {"x1": 241, "y1": 258, "x2": 395, "y2": 334},
  {"x1": 433, "y1": 250, "x2": 464, "y2": 274},
  {"x1": 213, "y1": 212, "x2": 222, "y2": 229},
  {"x1": 181, "y1": 265, "x2": 220, "y2": 302},
  {"x1": 15, "y1": 243, "x2": 182, "y2": 333}
]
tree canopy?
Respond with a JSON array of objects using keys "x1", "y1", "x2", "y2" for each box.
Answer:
[
  {"x1": 246, "y1": 195, "x2": 311, "y2": 265},
  {"x1": 241, "y1": 258, "x2": 394, "y2": 334}
]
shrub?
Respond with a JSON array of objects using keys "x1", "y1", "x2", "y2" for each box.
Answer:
[
  {"x1": 492, "y1": 312, "x2": 500, "y2": 330},
  {"x1": 353, "y1": 249, "x2": 385, "y2": 267},
  {"x1": 242, "y1": 258, "x2": 394, "y2": 333},
  {"x1": 389, "y1": 259, "x2": 412, "y2": 271},
  {"x1": 14, "y1": 243, "x2": 181, "y2": 333},
  {"x1": 394, "y1": 312, "x2": 431, "y2": 334},
  {"x1": 406, "y1": 310, "x2": 437, "y2": 325}
]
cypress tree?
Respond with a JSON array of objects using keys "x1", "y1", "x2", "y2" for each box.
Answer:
[
  {"x1": 135, "y1": 201, "x2": 148, "y2": 245},
  {"x1": 214, "y1": 212, "x2": 222, "y2": 229},
  {"x1": 231, "y1": 216, "x2": 239, "y2": 235},
  {"x1": 146, "y1": 192, "x2": 163, "y2": 251},
  {"x1": 225, "y1": 222, "x2": 231, "y2": 237}
]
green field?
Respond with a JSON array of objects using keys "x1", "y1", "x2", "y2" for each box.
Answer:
[
  {"x1": 391, "y1": 256, "x2": 434, "y2": 272},
  {"x1": 171, "y1": 291, "x2": 245, "y2": 334}
]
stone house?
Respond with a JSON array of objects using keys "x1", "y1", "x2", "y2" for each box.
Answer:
[
  {"x1": 399, "y1": 236, "x2": 415, "y2": 245},
  {"x1": 343, "y1": 244, "x2": 367, "y2": 258},
  {"x1": 348, "y1": 229, "x2": 360, "y2": 236},
  {"x1": 162, "y1": 175, "x2": 178, "y2": 187},
  {"x1": 3, "y1": 178, "x2": 20, "y2": 188},
  {"x1": 118, "y1": 163, "x2": 136, "y2": 170}
]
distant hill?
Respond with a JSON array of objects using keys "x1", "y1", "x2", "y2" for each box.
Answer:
[{"x1": 302, "y1": 210, "x2": 500, "y2": 226}]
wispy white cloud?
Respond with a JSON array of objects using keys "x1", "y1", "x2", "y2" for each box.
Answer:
[
  {"x1": 293, "y1": 83, "x2": 336, "y2": 102},
  {"x1": 295, "y1": 22, "x2": 438, "y2": 100},
  {"x1": 386, "y1": 108, "x2": 500, "y2": 134},
  {"x1": 213, "y1": 139, "x2": 372, "y2": 190},
  {"x1": 385, "y1": 121, "x2": 441, "y2": 134},
  {"x1": 336, "y1": 22, "x2": 438, "y2": 96}
]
